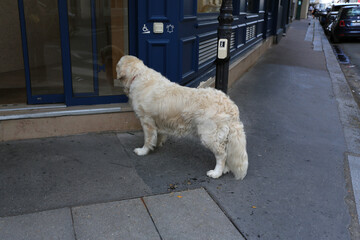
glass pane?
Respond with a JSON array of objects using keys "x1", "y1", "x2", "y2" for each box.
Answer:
[
  {"x1": 68, "y1": 0, "x2": 127, "y2": 96},
  {"x1": 97, "y1": 0, "x2": 128, "y2": 96},
  {"x1": 198, "y1": 0, "x2": 222, "y2": 13},
  {"x1": 247, "y1": 0, "x2": 256, "y2": 13},
  {"x1": 68, "y1": 0, "x2": 95, "y2": 94},
  {"x1": 24, "y1": 0, "x2": 64, "y2": 95},
  {"x1": 0, "y1": 0, "x2": 26, "y2": 104}
]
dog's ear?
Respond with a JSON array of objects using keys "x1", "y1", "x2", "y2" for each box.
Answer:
[
  {"x1": 116, "y1": 62, "x2": 123, "y2": 80},
  {"x1": 116, "y1": 55, "x2": 128, "y2": 81}
]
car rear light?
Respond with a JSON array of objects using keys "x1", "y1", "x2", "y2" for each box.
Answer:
[{"x1": 339, "y1": 20, "x2": 345, "y2": 27}]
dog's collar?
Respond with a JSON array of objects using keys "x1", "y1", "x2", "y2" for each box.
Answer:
[{"x1": 129, "y1": 75, "x2": 138, "y2": 85}]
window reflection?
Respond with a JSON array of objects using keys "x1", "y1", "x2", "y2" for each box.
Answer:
[
  {"x1": 198, "y1": 0, "x2": 222, "y2": 13},
  {"x1": 68, "y1": 0, "x2": 128, "y2": 96},
  {"x1": 24, "y1": 0, "x2": 64, "y2": 96}
]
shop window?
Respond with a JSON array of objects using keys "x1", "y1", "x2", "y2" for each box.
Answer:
[
  {"x1": 246, "y1": 0, "x2": 257, "y2": 13},
  {"x1": 266, "y1": 0, "x2": 273, "y2": 13},
  {"x1": 0, "y1": 1, "x2": 27, "y2": 105},
  {"x1": 68, "y1": 0, "x2": 128, "y2": 96},
  {"x1": 259, "y1": 0, "x2": 264, "y2": 11},
  {"x1": 238, "y1": 0, "x2": 246, "y2": 13},
  {"x1": 198, "y1": 0, "x2": 222, "y2": 13}
]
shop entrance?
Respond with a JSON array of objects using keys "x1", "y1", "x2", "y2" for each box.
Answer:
[
  {"x1": 0, "y1": 0, "x2": 129, "y2": 106},
  {"x1": 63, "y1": 0, "x2": 129, "y2": 105}
]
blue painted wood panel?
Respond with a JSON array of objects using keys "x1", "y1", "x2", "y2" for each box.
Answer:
[
  {"x1": 182, "y1": 0, "x2": 197, "y2": 20},
  {"x1": 137, "y1": 0, "x2": 179, "y2": 83},
  {"x1": 180, "y1": 36, "x2": 197, "y2": 81},
  {"x1": 146, "y1": 39, "x2": 170, "y2": 75},
  {"x1": 147, "y1": 0, "x2": 169, "y2": 21}
]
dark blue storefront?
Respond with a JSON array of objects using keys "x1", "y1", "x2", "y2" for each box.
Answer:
[
  {"x1": 17, "y1": 0, "x2": 292, "y2": 107},
  {"x1": 131, "y1": 0, "x2": 292, "y2": 87}
]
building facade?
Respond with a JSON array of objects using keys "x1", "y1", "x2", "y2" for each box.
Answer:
[
  {"x1": 0, "y1": 0, "x2": 293, "y2": 140},
  {"x1": 1, "y1": 0, "x2": 293, "y2": 106}
]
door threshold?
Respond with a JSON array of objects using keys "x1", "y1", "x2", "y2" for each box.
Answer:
[
  {"x1": 0, "y1": 104, "x2": 66, "y2": 112},
  {"x1": 0, "y1": 103, "x2": 132, "y2": 121}
]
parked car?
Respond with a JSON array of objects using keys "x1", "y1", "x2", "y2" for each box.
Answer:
[
  {"x1": 318, "y1": 9, "x2": 330, "y2": 26},
  {"x1": 330, "y1": 6, "x2": 360, "y2": 43},
  {"x1": 324, "y1": 3, "x2": 360, "y2": 34}
]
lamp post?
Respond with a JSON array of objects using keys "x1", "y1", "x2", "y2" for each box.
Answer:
[{"x1": 215, "y1": 0, "x2": 233, "y2": 94}]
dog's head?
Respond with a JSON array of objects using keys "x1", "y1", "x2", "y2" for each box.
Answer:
[{"x1": 116, "y1": 55, "x2": 144, "y2": 93}]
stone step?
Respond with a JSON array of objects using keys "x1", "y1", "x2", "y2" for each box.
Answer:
[{"x1": 0, "y1": 103, "x2": 141, "y2": 141}]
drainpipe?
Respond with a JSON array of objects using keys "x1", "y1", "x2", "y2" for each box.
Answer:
[{"x1": 215, "y1": 0, "x2": 233, "y2": 94}]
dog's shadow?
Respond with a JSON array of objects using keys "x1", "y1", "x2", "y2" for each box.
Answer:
[{"x1": 116, "y1": 132, "x2": 216, "y2": 187}]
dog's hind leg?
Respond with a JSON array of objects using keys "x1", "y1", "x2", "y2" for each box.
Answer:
[
  {"x1": 198, "y1": 126, "x2": 227, "y2": 179},
  {"x1": 134, "y1": 117, "x2": 157, "y2": 156},
  {"x1": 156, "y1": 134, "x2": 167, "y2": 147},
  {"x1": 206, "y1": 145, "x2": 227, "y2": 179},
  {"x1": 223, "y1": 164, "x2": 230, "y2": 174},
  {"x1": 198, "y1": 123, "x2": 230, "y2": 179}
]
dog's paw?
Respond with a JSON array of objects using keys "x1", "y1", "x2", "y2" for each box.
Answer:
[
  {"x1": 134, "y1": 147, "x2": 149, "y2": 156},
  {"x1": 207, "y1": 170, "x2": 222, "y2": 179}
]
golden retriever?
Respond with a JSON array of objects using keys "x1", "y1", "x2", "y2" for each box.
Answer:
[{"x1": 116, "y1": 55, "x2": 248, "y2": 179}]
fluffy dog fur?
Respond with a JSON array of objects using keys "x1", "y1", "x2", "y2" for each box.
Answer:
[{"x1": 116, "y1": 55, "x2": 248, "y2": 179}]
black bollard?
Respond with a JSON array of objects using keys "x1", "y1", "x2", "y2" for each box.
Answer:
[{"x1": 215, "y1": 0, "x2": 233, "y2": 94}]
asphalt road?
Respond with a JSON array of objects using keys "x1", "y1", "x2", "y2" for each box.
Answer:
[{"x1": 340, "y1": 42, "x2": 360, "y2": 67}]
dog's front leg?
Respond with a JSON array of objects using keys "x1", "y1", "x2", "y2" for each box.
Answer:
[{"x1": 134, "y1": 117, "x2": 157, "y2": 156}]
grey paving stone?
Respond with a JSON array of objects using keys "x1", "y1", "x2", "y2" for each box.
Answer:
[
  {"x1": 72, "y1": 199, "x2": 161, "y2": 240},
  {"x1": 0, "y1": 133, "x2": 152, "y2": 217},
  {"x1": 144, "y1": 188, "x2": 244, "y2": 240},
  {"x1": 0, "y1": 208, "x2": 75, "y2": 240}
]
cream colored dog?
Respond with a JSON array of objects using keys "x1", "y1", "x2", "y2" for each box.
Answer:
[{"x1": 116, "y1": 55, "x2": 248, "y2": 179}]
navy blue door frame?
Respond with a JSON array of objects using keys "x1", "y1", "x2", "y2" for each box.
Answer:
[
  {"x1": 18, "y1": 0, "x2": 64, "y2": 104},
  {"x1": 18, "y1": 0, "x2": 128, "y2": 106}
]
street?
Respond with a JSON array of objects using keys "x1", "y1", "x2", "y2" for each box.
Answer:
[
  {"x1": 322, "y1": 24, "x2": 360, "y2": 239},
  {"x1": 1, "y1": 19, "x2": 360, "y2": 240}
]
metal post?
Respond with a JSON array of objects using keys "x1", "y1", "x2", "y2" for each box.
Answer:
[{"x1": 215, "y1": 0, "x2": 233, "y2": 94}]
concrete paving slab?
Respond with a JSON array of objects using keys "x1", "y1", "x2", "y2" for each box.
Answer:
[
  {"x1": 305, "y1": 19, "x2": 314, "y2": 42},
  {"x1": 313, "y1": 21, "x2": 322, "y2": 51},
  {"x1": 144, "y1": 188, "x2": 244, "y2": 240},
  {"x1": 0, "y1": 133, "x2": 152, "y2": 217},
  {"x1": 0, "y1": 208, "x2": 75, "y2": 240},
  {"x1": 72, "y1": 199, "x2": 161, "y2": 240}
]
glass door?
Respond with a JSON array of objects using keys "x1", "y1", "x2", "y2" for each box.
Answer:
[
  {"x1": 63, "y1": 0, "x2": 128, "y2": 105},
  {"x1": 18, "y1": 0, "x2": 65, "y2": 104},
  {"x1": 18, "y1": 0, "x2": 129, "y2": 106}
]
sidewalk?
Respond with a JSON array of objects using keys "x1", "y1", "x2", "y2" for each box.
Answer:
[
  {"x1": 0, "y1": 19, "x2": 358, "y2": 239},
  {"x1": 0, "y1": 188, "x2": 243, "y2": 240}
]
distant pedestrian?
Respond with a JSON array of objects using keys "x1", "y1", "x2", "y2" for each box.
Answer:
[
  {"x1": 312, "y1": 8, "x2": 318, "y2": 19},
  {"x1": 309, "y1": 5, "x2": 314, "y2": 18}
]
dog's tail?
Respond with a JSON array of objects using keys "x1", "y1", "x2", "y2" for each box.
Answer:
[{"x1": 226, "y1": 121, "x2": 248, "y2": 180}]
